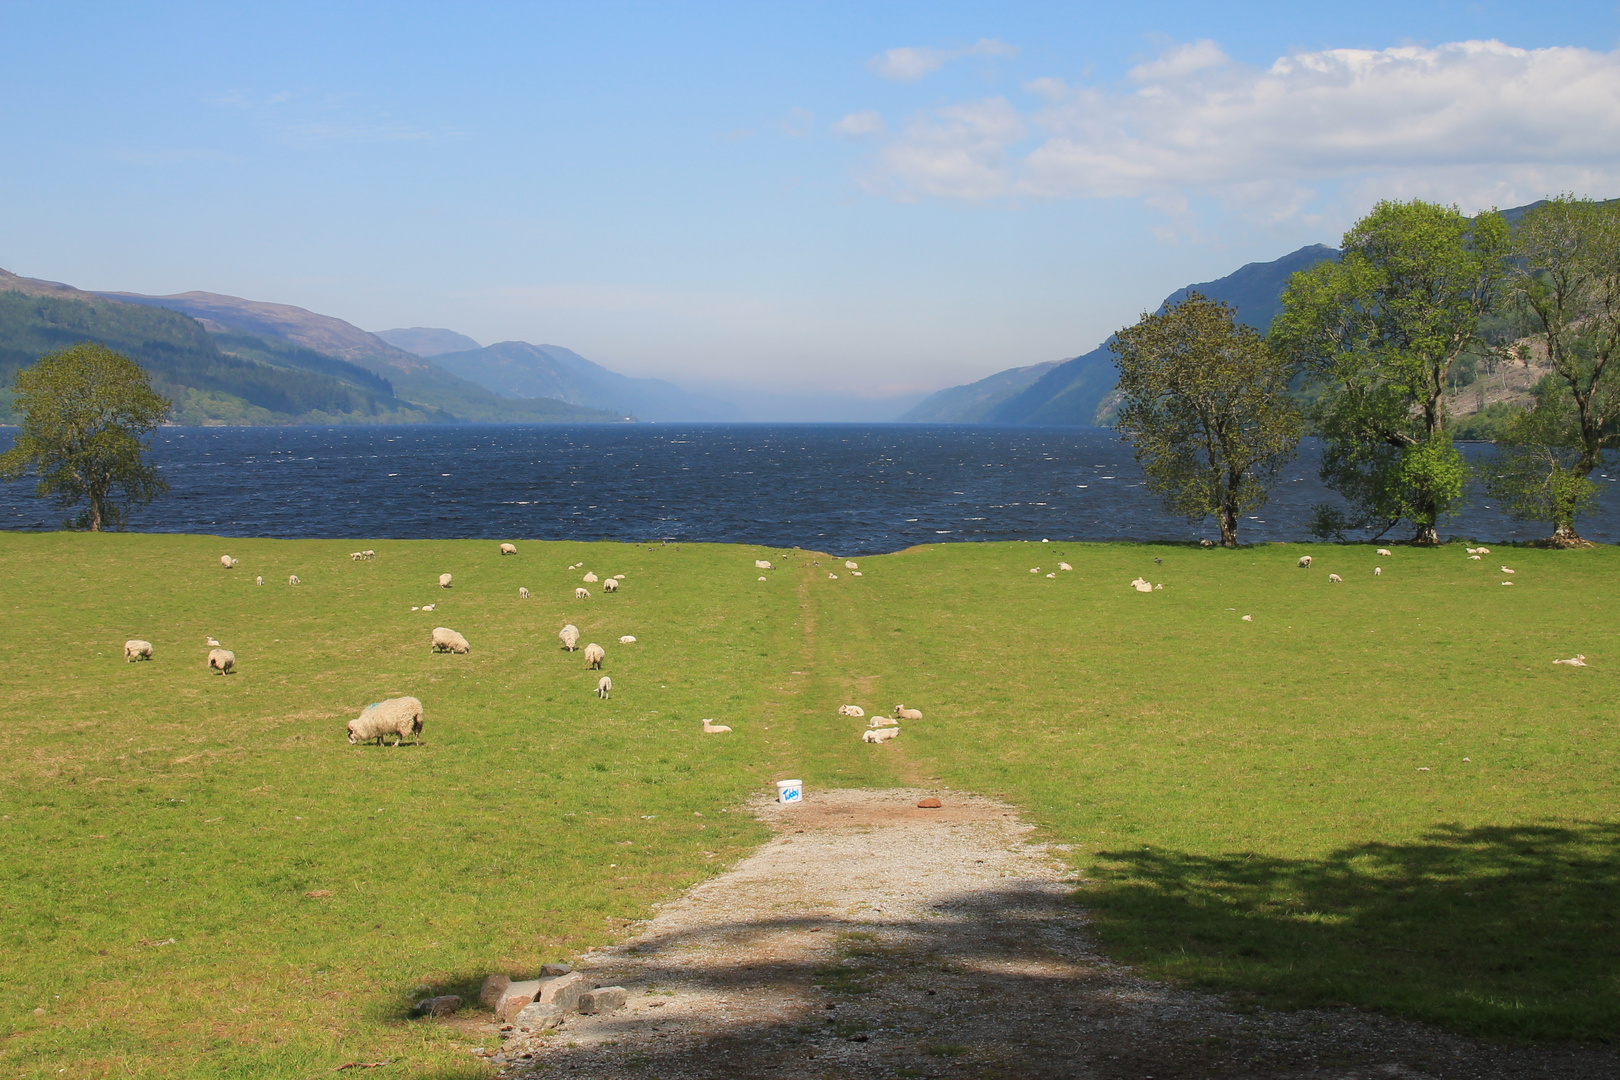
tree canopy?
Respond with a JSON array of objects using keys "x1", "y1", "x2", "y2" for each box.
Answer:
[{"x1": 0, "y1": 342, "x2": 171, "y2": 531}]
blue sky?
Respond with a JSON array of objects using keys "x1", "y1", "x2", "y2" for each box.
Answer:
[{"x1": 3, "y1": 2, "x2": 1619, "y2": 416}]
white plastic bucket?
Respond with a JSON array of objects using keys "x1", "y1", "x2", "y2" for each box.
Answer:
[{"x1": 775, "y1": 779, "x2": 803, "y2": 804}]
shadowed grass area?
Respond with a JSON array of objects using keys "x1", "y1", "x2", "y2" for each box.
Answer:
[{"x1": 2, "y1": 532, "x2": 1616, "y2": 1075}]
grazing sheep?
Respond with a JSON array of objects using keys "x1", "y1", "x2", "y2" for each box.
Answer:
[
  {"x1": 1375, "y1": 567, "x2": 1382, "y2": 576},
  {"x1": 430, "y1": 627, "x2": 471, "y2": 654},
  {"x1": 619, "y1": 635, "x2": 636, "y2": 644},
  {"x1": 220, "y1": 555, "x2": 237, "y2": 568},
  {"x1": 603, "y1": 578, "x2": 619, "y2": 592},
  {"x1": 288, "y1": 575, "x2": 301, "y2": 586},
  {"x1": 362, "y1": 550, "x2": 375, "y2": 560},
  {"x1": 755, "y1": 560, "x2": 774, "y2": 570},
  {"x1": 1328, "y1": 573, "x2": 1342, "y2": 583},
  {"x1": 1553, "y1": 654, "x2": 1588, "y2": 667},
  {"x1": 1298, "y1": 555, "x2": 1312, "y2": 568},
  {"x1": 559, "y1": 625, "x2": 579, "y2": 651},
  {"x1": 500, "y1": 543, "x2": 517, "y2": 556},
  {"x1": 1058, "y1": 562, "x2": 1073, "y2": 571},
  {"x1": 256, "y1": 576, "x2": 263, "y2": 586},
  {"x1": 347, "y1": 696, "x2": 424, "y2": 746},
  {"x1": 439, "y1": 573, "x2": 452, "y2": 588},
  {"x1": 844, "y1": 560, "x2": 858, "y2": 569},
  {"x1": 862, "y1": 727, "x2": 900, "y2": 743},
  {"x1": 583, "y1": 643, "x2": 605, "y2": 669},
  {"x1": 350, "y1": 552, "x2": 364, "y2": 561},
  {"x1": 582, "y1": 572, "x2": 599, "y2": 584},
  {"x1": 519, "y1": 587, "x2": 530, "y2": 599},
  {"x1": 575, "y1": 587, "x2": 591, "y2": 599},
  {"x1": 701, "y1": 719, "x2": 732, "y2": 734},
  {"x1": 596, "y1": 676, "x2": 612, "y2": 698},
  {"x1": 1377, "y1": 548, "x2": 1393, "y2": 556},
  {"x1": 207, "y1": 648, "x2": 235, "y2": 674},
  {"x1": 837, "y1": 705, "x2": 865, "y2": 718},
  {"x1": 893, "y1": 705, "x2": 923, "y2": 721},
  {"x1": 124, "y1": 639, "x2": 153, "y2": 662}
]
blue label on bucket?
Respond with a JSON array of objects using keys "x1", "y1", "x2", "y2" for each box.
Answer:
[{"x1": 776, "y1": 780, "x2": 803, "y2": 803}]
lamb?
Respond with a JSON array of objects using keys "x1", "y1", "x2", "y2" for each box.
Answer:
[
  {"x1": 1130, "y1": 577, "x2": 1152, "y2": 593},
  {"x1": 1328, "y1": 573, "x2": 1342, "y2": 583},
  {"x1": 1501, "y1": 566, "x2": 1515, "y2": 574},
  {"x1": 619, "y1": 635, "x2": 636, "y2": 644},
  {"x1": 596, "y1": 676, "x2": 612, "y2": 698},
  {"x1": 828, "y1": 573, "x2": 838, "y2": 579},
  {"x1": 1058, "y1": 562, "x2": 1073, "y2": 571},
  {"x1": 1466, "y1": 548, "x2": 1479, "y2": 555},
  {"x1": 421, "y1": 603, "x2": 435, "y2": 611},
  {"x1": 1374, "y1": 567, "x2": 1382, "y2": 576},
  {"x1": 500, "y1": 543, "x2": 517, "y2": 556},
  {"x1": 583, "y1": 643, "x2": 605, "y2": 669},
  {"x1": 1377, "y1": 548, "x2": 1393, "y2": 557},
  {"x1": 1029, "y1": 568, "x2": 1040, "y2": 574},
  {"x1": 559, "y1": 625, "x2": 579, "y2": 651},
  {"x1": 124, "y1": 639, "x2": 153, "y2": 662},
  {"x1": 1200, "y1": 539, "x2": 1215, "y2": 547},
  {"x1": 347, "y1": 696, "x2": 424, "y2": 746},
  {"x1": 862, "y1": 727, "x2": 900, "y2": 743},
  {"x1": 430, "y1": 627, "x2": 471, "y2": 654},
  {"x1": 844, "y1": 560, "x2": 858, "y2": 569},
  {"x1": 758, "y1": 576, "x2": 767, "y2": 582},
  {"x1": 207, "y1": 648, "x2": 235, "y2": 674},
  {"x1": 893, "y1": 705, "x2": 923, "y2": 721},
  {"x1": 439, "y1": 573, "x2": 453, "y2": 588},
  {"x1": 1477, "y1": 547, "x2": 1491, "y2": 554},
  {"x1": 614, "y1": 574, "x2": 625, "y2": 580},
  {"x1": 602, "y1": 578, "x2": 619, "y2": 592},
  {"x1": 206, "y1": 636, "x2": 220, "y2": 647},
  {"x1": 220, "y1": 555, "x2": 237, "y2": 568},
  {"x1": 755, "y1": 560, "x2": 774, "y2": 570},
  {"x1": 701, "y1": 719, "x2": 732, "y2": 734},
  {"x1": 362, "y1": 550, "x2": 376, "y2": 560},
  {"x1": 519, "y1": 587, "x2": 530, "y2": 599},
  {"x1": 582, "y1": 572, "x2": 599, "y2": 583},
  {"x1": 288, "y1": 575, "x2": 301, "y2": 586},
  {"x1": 852, "y1": 571, "x2": 863, "y2": 576},
  {"x1": 1469, "y1": 555, "x2": 1482, "y2": 560},
  {"x1": 575, "y1": 587, "x2": 591, "y2": 599},
  {"x1": 1298, "y1": 555, "x2": 1312, "y2": 568},
  {"x1": 256, "y1": 576, "x2": 263, "y2": 586},
  {"x1": 1553, "y1": 654, "x2": 1588, "y2": 667},
  {"x1": 350, "y1": 552, "x2": 364, "y2": 561},
  {"x1": 868, "y1": 715, "x2": 893, "y2": 728},
  {"x1": 1045, "y1": 573, "x2": 1056, "y2": 579},
  {"x1": 837, "y1": 705, "x2": 866, "y2": 718},
  {"x1": 1241, "y1": 615, "x2": 1252, "y2": 622}
]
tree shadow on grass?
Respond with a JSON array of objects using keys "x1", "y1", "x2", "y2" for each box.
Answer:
[{"x1": 1085, "y1": 821, "x2": 1620, "y2": 1040}]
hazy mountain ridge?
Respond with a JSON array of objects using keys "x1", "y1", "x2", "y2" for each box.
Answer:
[
  {"x1": 375, "y1": 327, "x2": 482, "y2": 357},
  {"x1": 899, "y1": 361, "x2": 1062, "y2": 423}
]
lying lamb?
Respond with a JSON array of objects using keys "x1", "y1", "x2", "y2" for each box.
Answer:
[
  {"x1": 207, "y1": 648, "x2": 235, "y2": 674},
  {"x1": 582, "y1": 572, "x2": 599, "y2": 584},
  {"x1": 837, "y1": 705, "x2": 865, "y2": 718},
  {"x1": 844, "y1": 560, "x2": 858, "y2": 569},
  {"x1": 862, "y1": 727, "x2": 900, "y2": 743},
  {"x1": 500, "y1": 543, "x2": 517, "y2": 556},
  {"x1": 893, "y1": 705, "x2": 923, "y2": 721},
  {"x1": 596, "y1": 676, "x2": 612, "y2": 698},
  {"x1": 1130, "y1": 577, "x2": 1152, "y2": 593},
  {"x1": 1553, "y1": 654, "x2": 1588, "y2": 667},
  {"x1": 348, "y1": 696, "x2": 424, "y2": 746},
  {"x1": 125, "y1": 639, "x2": 153, "y2": 662},
  {"x1": 583, "y1": 643, "x2": 605, "y2": 669},
  {"x1": 559, "y1": 625, "x2": 580, "y2": 651},
  {"x1": 618, "y1": 635, "x2": 636, "y2": 644},
  {"x1": 430, "y1": 627, "x2": 471, "y2": 654},
  {"x1": 1058, "y1": 562, "x2": 1073, "y2": 571},
  {"x1": 701, "y1": 719, "x2": 732, "y2": 734},
  {"x1": 1377, "y1": 548, "x2": 1393, "y2": 557},
  {"x1": 755, "y1": 560, "x2": 774, "y2": 570}
]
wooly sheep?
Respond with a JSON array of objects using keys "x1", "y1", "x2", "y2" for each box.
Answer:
[
  {"x1": 602, "y1": 578, "x2": 619, "y2": 592},
  {"x1": 362, "y1": 550, "x2": 375, "y2": 559},
  {"x1": 288, "y1": 575, "x2": 301, "y2": 586},
  {"x1": 500, "y1": 543, "x2": 517, "y2": 556},
  {"x1": 1328, "y1": 573, "x2": 1342, "y2": 583},
  {"x1": 1131, "y1": 577, "x2": 1153, "y2": 593},
  {"x1": 207, "y1": 636, "x2": 220, "y2": 647},
  {"x1": 582, "y1": 572, "x2": 599, "y2": 584},
  {"x1": 828, "y1": 573, "x2": 838, "y2": 580},
  {"x1": 575, "y1": 587, "x2": 591, "y2": 599},
  {"x1": 844, "y1": 560, "x2": 858, "y2": 569},
  {"x1": 1477, "y1": 547, "x2": 1491, "y2": 555},
  {"x1": 256, "y1": 576, "x2": 263, "y2": 586},
  {"x1": 421, "y1": 603, "x2": 435, "y2": 611},
  {"x1": 1554, "y1": 654, "x2": 1587, "y2": 667},
  {"x1": 862, "y1": 727, "x2": 900, "y2": 743},
  {"x1": 758, "y1": 576, "x2": 767, "y2": 582},
  {"x1": 519, "y1": 587, "x2": 530, "y2": 599},
  {"x1": 1200, "y1": 539, "x2": 1215, "y2": 547},
  {"x1": 207, "y1": 648, "x2": 235, "y2": 674},
  {"x1": 1046, "y1": 572, "x2": 1056, "y2": 579},
  {"x1": 1501, "y1": 566, "x2": 1516, "y2": 574},
  {"x1": 348, "y1": 696, "x2": 424, "y2": 746},
  {"x1": 1469, "y1": 555, "x2": 1482, "y2": 560},
  {"x1": 220, "y1": 555, "x2": 237, "y2": 569},
  {"x1": 596, "y1": 676, "x2": 612, "y2": 698},
  {"x1": 1377, "y1": 548, "x2": 1393, "y2": 556},
  {"x1": 701, "y1": 719, "x2": 732, "y2": 734},
  {"x1": 583, "y1": 643, "x2": 605, "y2": 669},
  {"x1": 350, "y1": 552, "x2": 364, "y2": 561},
  {"x1": 868, "y1": 715, "x2": 893, "y2": 728},
  {"x1": 614, "y1": 574, "x2": 625, "y2": 580},
  {"x1": 431, "y1": 627, "x2": 471, "y2": 654},
  {"x1": 439, "y1": 573, "x2": 453, "y2": 588},
  {"x1": 559, "y1": 624, "x2": 580, "y2": 651},
  {"x1": 619, "y1": 635, "x2": 636, "y2": 644},
  {"x1": 124, "y1": 639, "x2": 153, "y2": 662},
  {"x1": 755, "y1": 560, "x2": 774, "y2": 570},
  {"x1": 893, "y1": 705, "x2": 923, "y2": 721},
  {"x1": 1029, "y1": 568, "x2": 1040, "y2": 574},
  {"x1": 1375, "y1": 567, "x2": 1382, "y2": 576},
  {"x1": 837, "y1": 705, "x2": 865, "y2": 718},
  {"x1": 1298, "y1": 555, "x2": 1313, "y2": 568},
  {"x1": 1058, "y1": 562, "x2": 1073, "y2": 571}
]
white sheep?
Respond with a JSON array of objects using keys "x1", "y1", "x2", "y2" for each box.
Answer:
[
  {"x1": 614, "y1": 574, "x2": 625, "y2": 580},
  {"x1": 893, "y1": 705, "x2": 923, "y2": 721},
  {"x1": 583, "y1": 643, "x2": 605, "y2": 669},
  {"x1": 852, "y1": 571, "x2": 863, "y2": 577},
  {"x1": 1501, "y1": 566, "x2": 1515, "y2": 574},
  {"x1": 1298, "y1": 555, "x2": 1312, "y2": 568},
  {"x1": 755, "y1": 560, "x2": 774, "y2": 570},
  {"x1": 837, "y1": 705, "x2": 865, "y2": 718},
  {"x1": 422, "y1": 603, "x2": 435, "y2": 611},
  {"x1": 701, "y1": 719, "x2": 732, "y2": 734},
  {"x1": 1058, "y1": 562, "x2": 1073, "y2": 571},
  {"x1": 1374, "y1": 567, "x2": 1382, "y2": 576},
  {"x1": 256, "y1": 576, "x2": 263, "y2": 586},
  {"x1": 350, "y1": 552, "x2": 364, "y2": 561},
  {"x1": 575, "y1": 587, "x2": 591, "y2": 599},
  {"x1": 1377, "y1": 548, "x2": 1393, "y2": 556},
  {"x1": 1469, "y1": 555, "x2": 1482, "y2": 561},
  {"x1": 1467, "y1": 547, "x2": 1479, "y2": 555},
  {"x1": 868, "y1": 715, "x2": 893, "y2": 728},
  {"x1": 439, "y1": 573, "x2": 452, "y2": 588},
  {"x1": 1477, "y1": 547, "x2": 1491, "y2": 555},
  {"x1": 1553, "y1": 654, "x2": 1588, "y2": 667},
  {"x1": 430, "y1": 627, "x2": 471, "y2": 654},
  {"x1": 619, "y1": 635, "x2": 636, "y2": 644},
  {"x1": 207, "y1": 648, "x2": 235, "y2": 674},
  {"x1": 602, "y1": 578, "x2": 619, "y2": 592},
  {"x1": 1029, "y1": 568, "x2": 1040, "y2": 574},
  {"x1": 206, "y1": 636, "x2": 220, "y2": 647},
  {"x1": 596, "y1": 676, "x2": 612, "y2": 698},
  {"x1": 844, "y1": 560, "x2": 858, "y2": 569},
  {"x1": 500, "y1": 543, "x2": 517, "y2": 556},
  {"x1": 1046, "y1": 573, "x2": 1056, "y2": 579},
  {"x1": 519, "y1": 587, "x2": 530, "y2": 599},
  {"x1": 1241, "y1": 615, "x2": 1252, "y2": 622},
  {"x1": 1200, "y1": 539, "x2": 1214, "y2": 547},
  {"x1": 362, "y1": 550, "x2": 375, "y2": 560},
  {"x1": 124, "y1": 639, "x2": 153, "y2": 662},
  {"x1": 348, "y1": 696, "x2": 424, "y2": 746},
  {"x1": 220, "y1": 555, "x2": 237, "y2": 569},
  {"x1": 828, "y1": 573, "x2": 838, "y2": 579},
  {"x1": 862, "y1": 727, "x2": 900, "y2": 743},
  {"x1": 583, "y1": 572, "x2": 599, "y2": 583},
  {"x1": 288, "y1": 575, "x2": 300, "y2": 586},
  {"x1": 758, "y1": 576, "x2": 767, "y2": 582},
  {"x1": 1502, "y1": 581, "x2": 1515, "y2": 586},
  {"x1": 1131, "y1": 577, "x2": 1152, "y2": 593},
  {"x1": 559, "y1": 625, "x2": 579, "y2": 651},
  {"x1": 1328, "y1": 573, "x2": 1342, "y2": 583}
]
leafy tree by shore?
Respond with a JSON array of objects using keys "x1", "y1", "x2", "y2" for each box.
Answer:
[
  {"x1": 1111, "y1": 292, "x2": 1302, "y2": 547},
  {"x1": 1272, "y1": 200, "x2": 1509, "y2": 544},
  {"x1": 1484, "y1": 380, "x2": 1600, "y2": 541},
  {"x1": 0, "y1": 342, "x2": 170, "y2": 530}
]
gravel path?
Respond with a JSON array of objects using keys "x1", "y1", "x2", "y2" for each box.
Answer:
[{"x1": 489, "y1": 789, "x2": 1615, "y2": 1079}]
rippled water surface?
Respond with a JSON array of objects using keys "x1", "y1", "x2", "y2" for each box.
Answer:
[{"x1": 1, "y1": 423, "x2": 1615, "y2": 553}]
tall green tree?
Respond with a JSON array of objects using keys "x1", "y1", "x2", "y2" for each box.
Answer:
[
  {"x1": 1272, "y1": 199, "x2": 1509, "y2": 544},
  {"x1": 1111, "y1": 292, "x2": 1302, "y2": 547},
  {"x1": 1503, "y1": 195, "x2": 1620, "y2": 544},
  {"x1": 1484, "y1": 379, "x2": 1599, "y2": 538},
  {"x1": 0, "y1": 342, "x2": 171, "y2": 531}
]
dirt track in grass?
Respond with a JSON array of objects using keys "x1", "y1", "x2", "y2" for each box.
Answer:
[{"x1": 485, "y1": 788, "x2": 1616, "y2": 1080}]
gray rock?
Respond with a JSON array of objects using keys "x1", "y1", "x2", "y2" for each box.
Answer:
[
  {"x1": 479, "y1": 974, "x2": 511, "y2": 1009},
  {"x1": 412, "y1": 994, "x2": 462, "y2": 1018},
  {"x1": 513, "y1": 1001, "x2": 564, "y2": 1032},
  {"x1": 578, "y1": 986, "x2": 628, "y2": 1015},
  {"x1": 496, "y1": 979, "x2": 542, "y2": 1022},
  {"x1": 540, "y1": 962, "x2": 573, "y2": 976},
  {"x1": 536, "y1": 971, "x2": 587, "y2": 1012}
]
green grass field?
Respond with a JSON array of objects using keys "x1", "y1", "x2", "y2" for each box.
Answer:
[{"x1": 1, "y1": 532, "x2": 1614, "y2": 1077}]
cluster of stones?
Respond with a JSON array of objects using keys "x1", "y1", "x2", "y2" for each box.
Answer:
[{"x1": 410, "y1": 962, "x2": 629, "y2": 1038}]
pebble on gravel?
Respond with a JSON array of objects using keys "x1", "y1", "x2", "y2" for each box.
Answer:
[
  {"x1": 411, "y1": 994, "x2": 462, "y2": 1018},
  {"x1": 578, "y1": 986, "x2": 629, "y2": 1015},
  {"x1": 917, "y1": 797, "x2": 943, "y2": 808}
]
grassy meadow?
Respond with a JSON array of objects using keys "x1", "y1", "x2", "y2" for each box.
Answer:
[{"x1": 0, "y1": 531, "x2": 1615, "y2": 1076}]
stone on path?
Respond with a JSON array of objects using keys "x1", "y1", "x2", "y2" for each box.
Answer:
[
  {"x1": 513, "y1": 1002, "x2": 564, "y2": 1032},
  {"x1": 578, "y1": 986, "x2": 629, "y2": 1015},
  {"x1": 496, "y1": 979, "x2": 542, "y2": 1022},
  {"x1": 917, "y1": 797, "x2": 942, "y2": 808},
  {"x1": 536, "y1": 971, "x2": 587, "y2": 1012}
]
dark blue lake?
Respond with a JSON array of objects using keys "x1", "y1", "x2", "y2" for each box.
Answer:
[{"x1": 1, "y1": 424, "x2": 1615, "y2": 554}]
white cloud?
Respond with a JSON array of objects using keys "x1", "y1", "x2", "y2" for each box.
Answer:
[
  {"x1": 859, "y1": 39, "x2": 1620, "y2": 217},
  {"x1": 833, "y1": 110, "x2": 886, "y2": 138},
  {"x1": 868, "y1": 38, "x2": 1020, "y2": 82}
]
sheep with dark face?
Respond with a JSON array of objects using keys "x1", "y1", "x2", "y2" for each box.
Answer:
[
  {"x1": 124, "y1": 640, "x2": 153, "y2": 662},
  {"x1": 348, "y1": 696, "x2": 424, "y2": 746},
  {"x1": 500, "y1": 543, "x2": 517, "y2": 555},
  {"x1": 207, "y1": 648, "x2": 235, "y2": 674}
]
